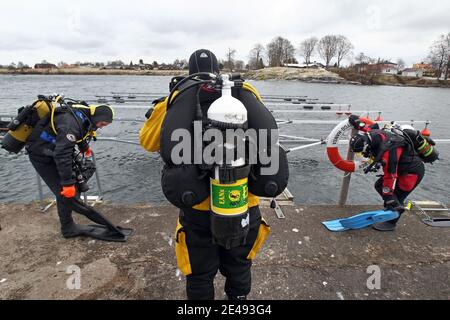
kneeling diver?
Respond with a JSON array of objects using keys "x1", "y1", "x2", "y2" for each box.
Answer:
[
  {"x1": 3, "y1": 96, "x2": 132, "y2": 241},
  {"x1": 349, "y1": 115, "x2": 439, "y2": 231}
]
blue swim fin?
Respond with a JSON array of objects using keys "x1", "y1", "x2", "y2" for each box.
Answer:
[
  {"x1": 322, "y1": 219, "x2": 348, "y2": 232},
  {"x1": 322, "y1": 210, "x2": 399, "y2": 232}
]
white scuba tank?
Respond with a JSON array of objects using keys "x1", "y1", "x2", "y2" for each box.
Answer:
[
  {"x1": 207, "y1": 74, "x2": 250, "y2": 249},
  {"x1": 207, "y1": 74, "x2": 248, "y2": 168}
]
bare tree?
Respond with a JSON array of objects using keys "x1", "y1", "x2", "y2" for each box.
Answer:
[
  {"x1": 283, "y1": 42, "x2": 296, "y2": 64},
  {"x1": 352, "y1": 52, "x2": 380, "y2": 84},
  {"x1": 299, "y1": 37, "x2": 318, "y2": 65},
  {"x1": 396, "y1": 58, "x2": 405, "y2": 71},
  {"x1": 355, "y1": 52, "x2": 369, "y2": 73},
  {"x1": 335, "y1": 35, "x2": 354, "y2": 68},
  {"x1": 234, "y1": 60, "x2": 245, "y2": 71},
  {"x1": 224, "y1": 47, "x2": 236, "y2": 71},
  {"x1": 248, "y1": 43, "x2": 265, "y2": 70},
  {"x1": 266, "y1": 36, "x2": 296, "y2": 67},
  {"x1": 318, "y1": 35, "x2": 339, "y2": 68},
  {"x1": 428, "y1": 33, "x2": 450, "y2": 79}
]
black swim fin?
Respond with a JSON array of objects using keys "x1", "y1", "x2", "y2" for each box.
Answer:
[
  {"x1": 63, "y1": 223, "x2": 133, "y2": 242},
  {"x1": 85, "y1": 224, "x2": 134, "y2": 242},
  {"x1": 63, "y1": 198, "x2": 134, "y2": 242}
]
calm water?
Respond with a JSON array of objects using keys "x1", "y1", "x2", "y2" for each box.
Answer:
[{"x1": 1, "y1": 75, "x2": 449, "y2": 205}]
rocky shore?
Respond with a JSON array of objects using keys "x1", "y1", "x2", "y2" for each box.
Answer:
[{"x1": 244, "y1": 67, "x2": 350, "y2": 83}]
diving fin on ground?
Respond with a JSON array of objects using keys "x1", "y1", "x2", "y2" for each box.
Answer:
[
  {"x1": 64, "y1": 224, "x2": 133, "y2": 242},
  {"x1": 64, "y1": 198, "x2": 134, "y2": 242},
  {"x1": 322, "y1": 210, "x2": 399, "y2": 232}
]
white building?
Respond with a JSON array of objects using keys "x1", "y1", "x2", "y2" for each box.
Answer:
[
  {"x1": 402, "y1": 68, "x2": 423, "y2": 78},
  {"x1": 381, "y1": 67, "x2": 399, "y2": 75}
]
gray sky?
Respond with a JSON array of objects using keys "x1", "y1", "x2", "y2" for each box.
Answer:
[{"x1": 0, "y1": 0, "x2": 448, "y2": 67}]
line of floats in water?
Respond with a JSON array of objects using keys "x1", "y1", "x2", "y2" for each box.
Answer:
[{"x1": 93, "y1": 92, "x2": 384, "y2": 121}]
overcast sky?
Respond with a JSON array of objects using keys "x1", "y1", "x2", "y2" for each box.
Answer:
[{"x1": 0, "y1": 0, "x2": 448, "y2": 67}]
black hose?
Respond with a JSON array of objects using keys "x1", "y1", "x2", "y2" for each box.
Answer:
[
  {"x1": 195, "y1": 85, "x2": 204, "y2": 121},
  {"x1": 167, "y1": 72, "x2": 217, "y2": 109},
  {"x1": 168, "y1": 80, "x2": 215, "y2": 110}
]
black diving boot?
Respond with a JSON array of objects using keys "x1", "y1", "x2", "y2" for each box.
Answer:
[
  {"x1": 373, "y1": 207, "x2": 403, "y2": 232},
  {"x1": 59, "y1": 211, "x2": 93, "y2": 239},
  {"x1": 61, "y1": 222, "x2": 94, "y2": 238},
  {"x1": 372, "y1": 220, "x2": 397, "y2": 231}
]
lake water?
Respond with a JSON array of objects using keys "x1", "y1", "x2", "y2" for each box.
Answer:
[{"x1": 1, "y1": 75, "x2": 449, "y2": 205}]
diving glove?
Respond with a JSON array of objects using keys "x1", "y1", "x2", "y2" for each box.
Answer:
[
  {"x1": 61, "y1": 185, "x2": 77, "y2": 198},
  {"x1": 84, "y1": 147, "x2": 92, "y2": 157}
]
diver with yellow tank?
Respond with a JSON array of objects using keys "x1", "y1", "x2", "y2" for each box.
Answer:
[
  {"x1": 2, "y1": 95, "x2": 133, "y2": 242},
  {"x1": 140, "y1": 49, "x2": 289, "y2": 300}
]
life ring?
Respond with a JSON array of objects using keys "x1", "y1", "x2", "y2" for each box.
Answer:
[{"x1": 326, "y1": 117, "x2": 375, "y2": 172}]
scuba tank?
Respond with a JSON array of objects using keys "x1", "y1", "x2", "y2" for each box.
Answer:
[
  {"x1": 2, "y1": 97, "x2": 53, "y2": 153},
  {"x1": 207, "y1": 75, "x2": 251, "y2": 249},
  {"x1": 392, "y1": 123, "x2": 439, "y2": 163},
  {"x1": 159, "y1": 72, "x2": 289, "y2": 247}
]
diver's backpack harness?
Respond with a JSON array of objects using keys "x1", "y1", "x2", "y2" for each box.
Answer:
[
  {"x1": 364, "y1": 124, "x2": 439, "y2": 172},
  {"x1": 160, "y1": 73, "x2": 289, "y2": 249},
  {"x1": 391, "y1": 123, "x2": 439, "y2": 164},
  {"x1": 1, "y1": 95, "x2": 109, "y2": 154}
]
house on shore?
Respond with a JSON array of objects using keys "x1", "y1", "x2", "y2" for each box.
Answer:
[
  {"x1": 59, "y1": 64, "x2": 78, "y2": 69},
  {"x1": 402, "y1": 68, "x2": 423, "y2": 78},
  {"x1": 353, "y1": 61, "x2": 399, "y2": 75},
  {"x1": 380, "y1": 63, "x2": 399, "y2": 75},
  {"x1": 34, "y1": 63, "x2": 58, "y2": 69},
  {"x1": 413, "y1": 62, "x2": 436, "y2": 77}
]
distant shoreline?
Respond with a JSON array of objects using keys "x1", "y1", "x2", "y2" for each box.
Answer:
[
  {"x1": 0, "y1": 67, "x2": 187, "y2": 77},
  {"x1": 1, "y1": 67, "x2": 449, "y2": 89}
]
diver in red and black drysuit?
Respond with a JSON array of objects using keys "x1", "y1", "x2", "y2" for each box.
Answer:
[{"x1": 349, "y1": 116, "x2": 427, "y2": 231}]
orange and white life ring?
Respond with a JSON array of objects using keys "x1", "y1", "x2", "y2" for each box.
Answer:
[{"x1": 326, "y1": 117, "x2": 375, "y2": 172}]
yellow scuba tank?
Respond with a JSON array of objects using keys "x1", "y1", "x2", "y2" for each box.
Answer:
[
  {"x1": 2, "y1": 96, "x2": 102, "y2": 154},
  {"x1": 208, "y1": 74, "x2": 250, "y2": 249},
  {"x1": 2, "y1": 98, "x2": 53, "y2": 153}
]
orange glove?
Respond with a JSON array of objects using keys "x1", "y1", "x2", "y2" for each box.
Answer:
[
  {"x1": 84, "y1": 147, "x2": 92, "y2": 157},
  {"x1": 61, "y1": 185, "x2": 76, "y2": 198}
]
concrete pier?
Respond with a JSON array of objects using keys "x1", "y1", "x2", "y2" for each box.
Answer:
[{"x1": 0, "y1": 202, "x2": 448, "y2": 300}]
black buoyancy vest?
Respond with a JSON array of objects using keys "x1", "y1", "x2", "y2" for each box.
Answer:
[
  {"x1": 159, "y1": 80, "x2": 289, "y2": 209},
  {"x1": 371, "y1": 130, "x2": 418, "y2": 173},
  {"x1": 26, "y1": 108, "x2": 91, "y2": 157}
]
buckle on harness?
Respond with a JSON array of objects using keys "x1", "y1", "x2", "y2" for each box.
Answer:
[{"x1": 218, "y1": 165, "x2": 251, "y2": 183}]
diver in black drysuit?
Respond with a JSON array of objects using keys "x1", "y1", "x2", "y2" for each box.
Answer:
[
  {"x1": 25, "y1": 105, "x2": 121, "y2": 239},
  {"x1": 140, "y1": 49, "x2": 286, "y2": 299}
]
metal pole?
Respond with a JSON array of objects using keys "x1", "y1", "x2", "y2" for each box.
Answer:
[
  {"x1": 287, "y1": 141, "x2": 325, "y2": 153},
  {"x1": 338, "y1": 128, "x2": 358, "y2": 206},
  {"x1": 91, "y1": 150, "x2": 103, "y2": 199},
  {"x1": 36, "y1": 172, "x2": 45, "y2": 211}
]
